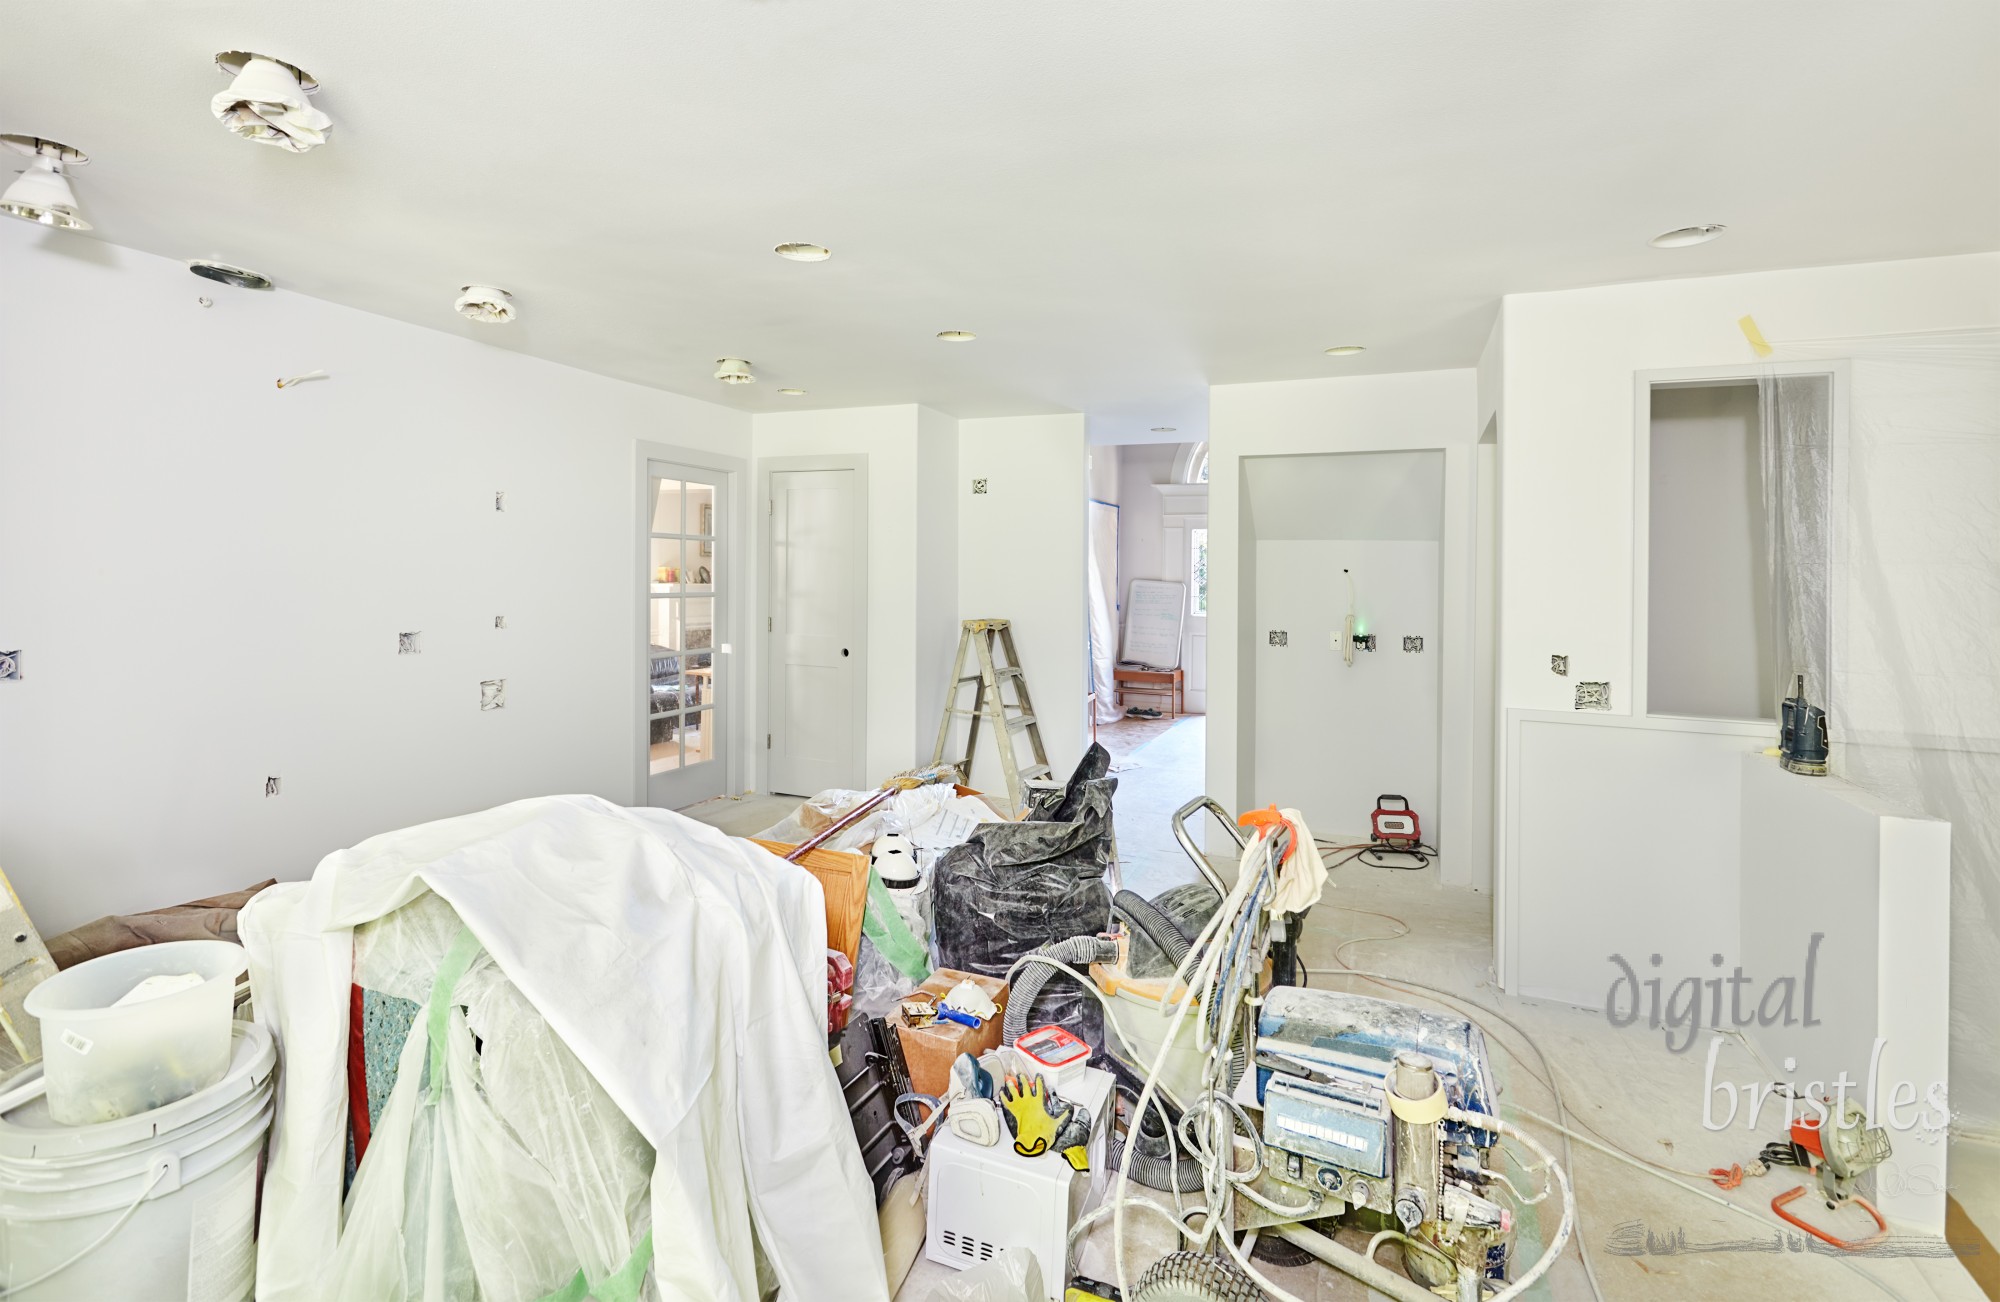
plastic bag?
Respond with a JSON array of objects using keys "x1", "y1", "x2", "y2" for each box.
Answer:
[
  {"x1": 333, "y1": 914, "x2": 656, "y2": 1302},
  {"x1": 862, "y1": 865, "x2": 932, "y2": 983},
  {"x1": 923, "y1": 1247, "x2": 1045, "y2": 1302},
  {"x1": 932, "y1": 747, "x2": 1116, "y2": 1049}
]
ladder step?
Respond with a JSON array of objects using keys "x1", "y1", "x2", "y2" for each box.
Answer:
[
  {"x1": 1019, "y1": 765, "x2": 1053, "y2": 781},
  {"x1": 1006, "y1": 714, "x2": 1037, "y2": 731},
  {"x1": 955, "y1": 668, "x2": 1023, "y2": 684}
]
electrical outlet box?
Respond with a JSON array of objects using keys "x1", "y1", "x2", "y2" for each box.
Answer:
[
  {"x1": 1402, "y1": 636, "x2": 1423, "y2": 653},
  {"x1": 0, "y1": 651, "x2": 18, "y2": 682},
  {"x1": 971, "y1": 478, "x2": 988, "y2": 495},
  {"x1": 265, "y1": 776, "x2": 281, "y2": 797},
  {"x1": 481, "y1": 679, "x2": 506, "y2": 711},
  {"x1": 1551, "y1": 655, "x2": 1569, "y2": 677},
  {"x1": 1575, "y1": 681, "x2": 1611, "y2": 711},
  {"x1": 398, "y1": 632, "x2": 421, "y2": 655},
  {"x1": 1269, "y1": 630, "x2": 1288, "y2": 646},
  {"x1": 1352, "y1": 633, "x2": 1377, "y2": 653}
]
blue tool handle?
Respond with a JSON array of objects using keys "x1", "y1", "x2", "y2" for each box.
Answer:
[{"x1": 936, "y1": 1004, "x2": 981, "y2": 1029}]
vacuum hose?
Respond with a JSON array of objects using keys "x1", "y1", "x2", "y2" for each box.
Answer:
[
  {"x1": 1112, "y1": 889, "x2": 1194, "y2": 972},
  {"x1": 1002, "y1": 936, "x2": 1121, "y2": 1046}
]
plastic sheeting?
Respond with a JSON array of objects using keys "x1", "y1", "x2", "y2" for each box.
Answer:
[
  {"x1": 1087, "y1": 500, "x2": 1126, "y2": 726},
  {"x1": 932, "y1": 747, "x2": 1117, "y2": 1048},
  {"x1": 1761, "y1": 328, "x2": 2000, "y2": 1134}
]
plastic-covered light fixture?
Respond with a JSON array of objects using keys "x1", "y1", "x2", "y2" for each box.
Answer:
[
  {"x1": 213, "y1": 52, "x2": 331, "y2": 153},
  {"x1": 936, "y1": 330, "x2": 976, "y2": 342},
  {"x1": 0, "y1": 136, "x2": 90, "y2": 230},
  {"x1": 1323, "y1": 344, "x2": 1365, "y2": 356},
  {"x1": 777, "y1": 388, "x2": 807, "y2": 396},
  {"x1": 1651, "y1": 224, "x2": 1726, "y2": 248},
  {"x1": 774, "y1": 243, "x2": 830, "y2": 262},
  {"x1": 715, "y1": 358, "x2": 755, "y2": 385},
  {"x1": 455, "y1": 285, "x2": 516, "y2": 324},
  {"x1": 189, "y1": 260, "x2": 273, "y2": 289}
]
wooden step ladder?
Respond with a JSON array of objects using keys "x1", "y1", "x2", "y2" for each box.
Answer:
[{"x1": 931, "y1": 619, "x2": 1051, "y2": 813}]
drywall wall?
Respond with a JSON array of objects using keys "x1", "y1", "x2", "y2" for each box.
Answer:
[
  {"x1": 915, "y1": 406, "x2": 960, "y2": 763},
  {"x1": 958, "y1": 414, "x2": 1088, "y2": 798},
  {"x1": 752, "y1": 404, "x2": 958, "y2": 784},
  {"x1": 0, "y1": 228, "x2": 750, "y2": 935},
  {"x1": 1646, "y1": 382, "x2": 1772, "y2": 721},
  {"x1": 1497, "y1": 252, "x2": 2000, "y2": 715},
  {"x1": 1253, "y1": 539, "x2": 1441, "y2": 840},
  {"x1": 1114, "y1": 442, "x2": 1177, "y2": 606},
  {"x1": 1739, "y1": 757, "x2": 1950, "y2": 1233},
  {"x1": 1207, "y1": 369, "x2": 1483, "y2": 884},
  {"x1": 1504, "y1": 711, "x2": 1766, "y2": 1004}
]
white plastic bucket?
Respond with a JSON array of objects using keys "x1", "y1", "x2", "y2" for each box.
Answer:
[
  {"x1": 24, "y1": 940, "x2": 247, "y2": 1125},
  {"x1": 0, "y1": 1020, "x2": 275, "y2": 1302}
]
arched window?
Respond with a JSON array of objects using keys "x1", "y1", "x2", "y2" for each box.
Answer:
[{"x1": 1172, "y1": 441, "x2": 1210, "y2": 485}]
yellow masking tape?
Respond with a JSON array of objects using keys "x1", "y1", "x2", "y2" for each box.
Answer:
[{"x1": 1738, "y1": 314, "x2": 1774, "y2": 358}]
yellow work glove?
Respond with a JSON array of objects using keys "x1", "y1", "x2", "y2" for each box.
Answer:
[{"x1": 998, "y1": 1074, "x2": 1069, "y2": 1158}]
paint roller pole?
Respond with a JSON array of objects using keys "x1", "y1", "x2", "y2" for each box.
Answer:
[{"x1": 782, "y1": 764, "x2": 959, "y2": 863}]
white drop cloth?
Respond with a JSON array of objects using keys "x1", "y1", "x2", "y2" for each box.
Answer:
[{"x1": 239, "y1": 794, "x2": 886, "y2": 1301}]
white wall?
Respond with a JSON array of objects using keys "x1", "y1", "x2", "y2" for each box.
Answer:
[
  {"x1": 1497, "y1": 253, "x2": 2000, "y2": 715},
  {"x1": 1207, "y1": 369, "x2": 1483, "y2": 884},
  {"x1": 752, "y1": 405, "x2": 958, "y2": 784},
  {"x1": 0, "y1": 229, "x2": 751, "y2": 935},
  {"x1": 959, "y1": 415, "x2": 1088, "y2": 796},
  {"x1": 1253, "y1": 540, "x2": 1440, "y2": 839},
  {"x1": 915, "y1": 407, "x2": 960, "y2": 762},
  {"x1": 1114, "y1": 443, "x2": 1177, "y2": 606}
]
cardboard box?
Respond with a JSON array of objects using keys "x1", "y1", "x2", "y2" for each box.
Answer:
[{"x1": 892, "y1": 968, "x2": 1009, "y2": 1099}]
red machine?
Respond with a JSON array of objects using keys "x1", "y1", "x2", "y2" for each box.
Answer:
[{"x1": 1371, "y1": 795, "x2": 1421, "y2": 848}]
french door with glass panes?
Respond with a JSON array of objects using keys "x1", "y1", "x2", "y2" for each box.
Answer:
[{"x1": 647, "y1": 463, "x2": 726, "y2": 807}]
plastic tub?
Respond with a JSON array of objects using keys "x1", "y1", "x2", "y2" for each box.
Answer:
[
  {"x1": 24, "y1": 940, "x2": 248, "y2": 1126},
  {"x1": 0, "y1": 1021, "x2": 275, "y2": 1302}
]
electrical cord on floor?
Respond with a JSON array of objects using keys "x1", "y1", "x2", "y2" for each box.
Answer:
[
  {"x1": 1305, "y1": 962, "x2": 1914, "y2": 1302},
  {"x1": 1316, "y1": 838, "x2": 1437, "y2": 871}
]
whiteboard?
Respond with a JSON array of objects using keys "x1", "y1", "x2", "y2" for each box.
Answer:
[{"x1": 1120, "y1": 579, "x2": 1186, "y2": 669}]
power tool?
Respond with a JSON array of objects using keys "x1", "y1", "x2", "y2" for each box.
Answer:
[{"x1": 1780, "y1": 675, "x2": 1830, "y2": 776}]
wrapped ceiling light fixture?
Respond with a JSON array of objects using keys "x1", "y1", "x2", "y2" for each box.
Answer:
[
  {"x1": 455, "y1": 285, "x2": 516, "y2": 324},
  {"x1": 212, "y1": 52, "x2": 331, "y2": 153}
]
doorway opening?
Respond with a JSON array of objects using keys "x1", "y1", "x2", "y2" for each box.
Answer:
[{"x1": 1085, "y1": 440, "x2": 1208, "y2": 897}]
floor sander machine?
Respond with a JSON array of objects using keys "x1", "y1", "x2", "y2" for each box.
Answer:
[{"x1": 1000, "y1": 798, "x2": 1575, "y2": 1302}]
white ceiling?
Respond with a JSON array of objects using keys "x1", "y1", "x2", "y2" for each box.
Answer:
[{"x1": 3, "y1": 2, "x2": 1995, "y2": 443}]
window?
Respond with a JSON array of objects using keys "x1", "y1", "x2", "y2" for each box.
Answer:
[{"x1": 1190, "y1": 527, "x2": 1208, "y2": 616}]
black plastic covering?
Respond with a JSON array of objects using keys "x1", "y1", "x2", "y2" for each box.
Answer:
[{"x1": 932, "y1": 745, "x2": 1117, "y2": 1048}]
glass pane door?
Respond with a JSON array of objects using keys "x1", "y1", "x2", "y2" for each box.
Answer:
[{"x1": 647, "y1": 466, "x2": 725, "y2": 806}]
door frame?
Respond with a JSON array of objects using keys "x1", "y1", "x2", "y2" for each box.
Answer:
[
  {"x1": 634, "y1": 440, "x2": 750, "y2": 807},
  {"x1": 759, "y1": 454, "x2": 870, "y2": 795}
]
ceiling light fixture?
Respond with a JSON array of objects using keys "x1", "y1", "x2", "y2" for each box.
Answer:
[
  {"x1": 777, "y1": 388, "x2": 807, "y2": 396},
  {"x1": 0, "y1": 136, "x2": 90, "y2": 230},
  {"x1": 455, "y1": 285, "x2": 516, "y2": 324},
  {"x1": 1650, "y1": 224, "x2": 1726, "y2": 248},
  {"x1": 1152, "y1": 427, "x2": 1176, "y2": 433},
  {"x1": 188, "y1": 259, "x2": 273, "y2": 289},
  {"x1": 212, "y1": 52, "x2": 330, "y2": 153},
  {"x1": 774, "y1": 243, "x2": 830, "y2": 262},
  {"x1": 714, "y1": 358, "x2": 755, "y2": 385},
  {"x1": 1323, "y1": 345, "x2": 1365, "y2": 356},
  {"x1": 937, "y1": 331, "x2": 976, "y2": 342}
]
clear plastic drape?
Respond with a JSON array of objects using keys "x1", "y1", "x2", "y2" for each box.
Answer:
[
  {"x1": 1763, "y1": 328, "x2": 2000, "y2": 1135},
  {"x1": 1087, "y1": 501, "x2": 1125, "y2": 725}
]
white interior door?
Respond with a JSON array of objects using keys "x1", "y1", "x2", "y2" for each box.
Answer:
[
  {"x1": 647, "y1": 464, "x2": 727, "y2": 807},
  {"x1": 769, "y1": 468, "x2": 862, "y2": 795}
]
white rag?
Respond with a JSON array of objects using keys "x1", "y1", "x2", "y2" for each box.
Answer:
[
  {"x1": 212, "y1": 56, "x2": 332, "y2": 153},
  {"x1": 1266, "y1": 807, "x2": 1329, "y2": 915}
]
